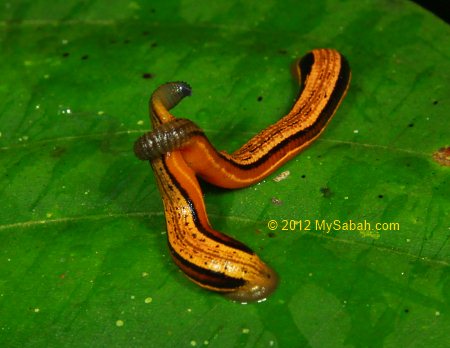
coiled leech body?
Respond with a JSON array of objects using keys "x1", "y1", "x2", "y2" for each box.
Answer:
[{"x1": 134, "y1": 118, "x2": 202, "y2": 161}]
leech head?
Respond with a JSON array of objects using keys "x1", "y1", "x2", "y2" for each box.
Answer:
[
  {"x1": 150, "y1": 81, "x2": 192, "y2": 126},
  {"x1": 223, "y1": 264, "x2": 279, "y2": 303},
  {"x1": 134, "y1": 118, "x2": 203, "y2": 161}
]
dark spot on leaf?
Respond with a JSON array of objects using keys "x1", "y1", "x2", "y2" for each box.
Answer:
[
  {"x1": 378, "y1": 194, "x2": 384, "y2": 199},
  {"x1": 62, "y1": 52, "x2": 69, "y2": 58},
  {"x1": 278, "y1": 49, "x2": 288, "y2": 55},
  {"x1": 142, "y1": 73, "x2": 154, "y2": 79},
  {"x1": 51, "y1": 146, "x2": 66, "y2": 158},
  {"x1": 257, "y1": 96, "x2": 263, "y2": 102},
  {"x1": 151, "y1": 8, "x2": 156, "y2": 13},
  {"x1": 301, "y1": 175, "x2": 306, "y2": 179},
  {"x1": 433, "y1": 146, "x2": 450, "y2": 166},
  {"x1": 81, "y1": 55, "x2": 89, "y2": 60},
  {"x1": 408, "y1": 123, "x2": 414, "y2": 128},
  {"x1": 268, "y1": 232, "x2": 275, "y2": 238},
  {"x1": 433, "y1": 100, "x2": 438, "y2": 105},
  {"x1": 320, "y1": 187, "x2": 333, "y2": 198},
  {"x1": 404, "y1": 308, "x2": 409, "y2": 313},
  {"x1": 151, "y1": 42, "x2": 158, "y2": 48},
  {"x1": 142, "y1": 31, "x2": 149, "y2": 36}
]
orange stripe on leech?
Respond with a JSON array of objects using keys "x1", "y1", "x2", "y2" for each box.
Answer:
[
  {"x1": 166, "y1": 151, "x2": 211, "y2": 227},
  {"x1": 181, "y1": 141, "x2": 258, "y2": 188},
  {"x1": 151, "y1": 99, "x2": 176, "y2": 126},
  {"x1": 181, "y1": 134, "x2": 315, "y2": 188}
]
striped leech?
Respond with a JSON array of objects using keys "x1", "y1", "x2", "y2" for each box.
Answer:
[{"x1": 134, "y1": 49, "x2": 351, "y2": 302}]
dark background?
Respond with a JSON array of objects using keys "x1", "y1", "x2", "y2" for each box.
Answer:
[{"x1": 412, "y1": 0, "x2": 450, "y2": 23}]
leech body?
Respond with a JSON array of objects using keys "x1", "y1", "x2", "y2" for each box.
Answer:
[
  {"x1": 134, "y1": 49, "x2": 351, "y2": 302},
  {"x1": 134, "y1": 118, "x2": 202, "y2": 161},
  {"x1": 181, "y1": 49, "x2": 351, "y2": 188},
  {"x1": 151, "y1": 153, "x2": 278, "y2": 302}
]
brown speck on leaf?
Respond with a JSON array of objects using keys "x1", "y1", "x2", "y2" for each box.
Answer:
[
  {"x1": 433, "y1": 146, "x2": 450, "y2": 166},
  {"x1": 271, "y1": 197, "x2": 283, "y2": 205},
  {"x1": 320, "y1": 187, "x2": 333, "y2": 198},
  {"x1": 142, "y1": 73, "x2": 154, "y2": 79},
  {"x1": 51, "y1": 146, "x2": 66, "y2": 158}
]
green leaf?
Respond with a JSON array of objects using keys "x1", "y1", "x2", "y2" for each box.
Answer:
[{"x1": 1, "y1": 1, "x2": 449, "y2": 347}]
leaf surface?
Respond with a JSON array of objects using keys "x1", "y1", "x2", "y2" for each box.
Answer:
[{"x1": 0, "y1": 1, "x2": 449, "y2": 347}]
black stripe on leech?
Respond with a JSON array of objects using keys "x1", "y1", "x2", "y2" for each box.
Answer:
[
  {"x1": 168, "y1": 243, "x2": 246, "y2": 290},
  {"x1": 161, "y1": 157, "x2": 255, "y2": 255},
  {"x1": 332, "y1": 54, "x2": 351, "y2": 108},
  {"x1": 298, "y1": 51, "x2": 315, "y2": 89}
]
